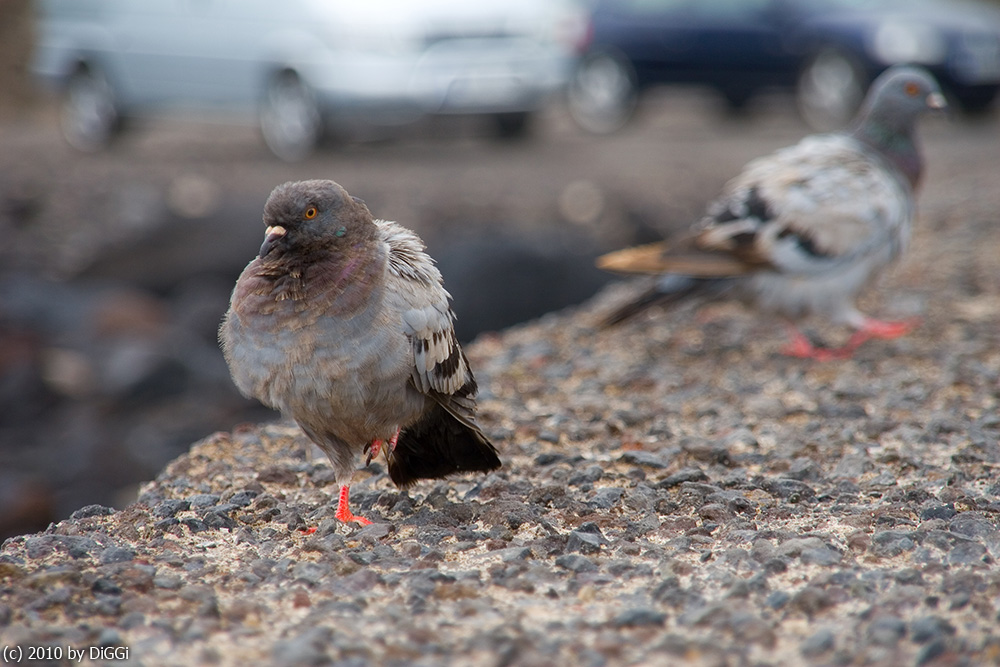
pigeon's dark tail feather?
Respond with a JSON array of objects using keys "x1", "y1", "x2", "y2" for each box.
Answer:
[
  {"x1": 602, "y1": 275, "x2": 712, "y2": 327},
  {"x1": 387, "y1": 403, "x2": 501, "y2": 488}
]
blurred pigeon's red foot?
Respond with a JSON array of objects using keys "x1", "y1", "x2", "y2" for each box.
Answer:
[
  {"x1": 850, "y1": 317, "x2": 920, "y2": 343},
  {"x1": 783, "y1": 315, "x2": 920, "y2": 360},
  {"x1": 782, "y1": 327, "x2": 854, "y2": 361},
  {"x1": 334, "y1": 485, "x2": 371, "y2": 525}
]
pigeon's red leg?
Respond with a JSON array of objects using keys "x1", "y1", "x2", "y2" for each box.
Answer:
[
  {"x1": 334, "y1": 484, "x2": 371, "y2": 525},
  {"x1": 387, "y1": 429, "x2": 399, "y2": 454}
]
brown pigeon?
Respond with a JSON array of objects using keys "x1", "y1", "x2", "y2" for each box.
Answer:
[
  {"x1": 220, "y1": 180, "x2": 500, "y2": 524},
  {"x1": 598, "y1": 65, "x2": 946, "y2": 360}
]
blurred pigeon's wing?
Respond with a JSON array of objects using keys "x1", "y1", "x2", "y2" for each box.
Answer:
[{"x1": 695, "y1": 135, "x2": 911, "y2": 275}]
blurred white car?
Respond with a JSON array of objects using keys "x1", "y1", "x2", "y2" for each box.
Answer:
[{"x1": 31, "y1": 0, "x2": 584, "y2": 160}]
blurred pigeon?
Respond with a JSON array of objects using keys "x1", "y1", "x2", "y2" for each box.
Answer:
[
  {"x1": 598, "y1": 65, "x2": 946, "y2": 360},
  {"x1": 220, "y1": 180, "x2": 500, "y2": 524}
]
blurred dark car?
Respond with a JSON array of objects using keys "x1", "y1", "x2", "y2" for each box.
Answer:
[
  {"x1": 568, "y1": 0, "x2": 1000, "y2": 132},
  {"x1": 31, "y1": 0, "x2": 583, "y2": 160}
]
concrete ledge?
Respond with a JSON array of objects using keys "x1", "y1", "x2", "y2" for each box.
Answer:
[{"x1": 2, "y1": 278, "x2": 1000, "y2": 665}]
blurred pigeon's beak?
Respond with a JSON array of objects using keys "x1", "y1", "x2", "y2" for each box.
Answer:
[
  {"x1": 260, "y1": 225, "x2": 287, "y2": 257},
  {"x1": 927, "y1": 92, "x2": 947, "y2": 110}
]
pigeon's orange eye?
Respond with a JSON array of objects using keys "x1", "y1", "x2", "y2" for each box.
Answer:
[
  {"x1": 904, "y1": 82, "x2": 920, "y2": 97},
  {"x1": 304, "y1": 206, "x2": 318, "y2": 220}
]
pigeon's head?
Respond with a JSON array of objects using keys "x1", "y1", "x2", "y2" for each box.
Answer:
[
  {"x1": 860, "y1": 65, "x2": 947, "y2": 125},
  {"x1": 259, "y1": 179, "x2": 374, "y2": 258}
]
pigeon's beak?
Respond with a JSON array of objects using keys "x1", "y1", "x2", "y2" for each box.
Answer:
[
  {"x1": 926, "y1": 92, "x2": 947, "y2": 111},
  {"x1": 259, "y1": 225, "x2": 287, "y2": 257}
]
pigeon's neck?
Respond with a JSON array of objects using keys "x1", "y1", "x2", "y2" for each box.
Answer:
[{"x1": 850, "y1": 112, "x2": 922, "y2": 190}]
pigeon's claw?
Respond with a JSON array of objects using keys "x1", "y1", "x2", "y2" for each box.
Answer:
[{"x1": 364, "y1": 430, "x2": 400, "y2": 466}]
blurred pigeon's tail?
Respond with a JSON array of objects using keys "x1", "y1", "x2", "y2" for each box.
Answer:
[
  {"x1": 602, "y1": 274, "x2": 723, "y2": 327},
  {"x1": 387, "y1": 402, "x2": 500, "y2": 488}
]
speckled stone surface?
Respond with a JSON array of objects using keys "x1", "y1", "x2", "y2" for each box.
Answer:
[{"x1": 2, "y1": 200, "x2": 1000, "y2": 667}]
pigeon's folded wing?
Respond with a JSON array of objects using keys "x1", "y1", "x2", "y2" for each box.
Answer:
[{"x1": 378, "y1": 220, "x2": 474, "y2": 400}]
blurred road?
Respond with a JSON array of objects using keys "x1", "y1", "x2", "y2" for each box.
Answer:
[{"x1": 0, "y1": 89, "x2": 996, "y2": 538}]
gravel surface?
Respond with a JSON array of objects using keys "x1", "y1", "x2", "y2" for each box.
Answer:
[{"x1": 2, "y1": 216, "x2": 999, "y2": 665}]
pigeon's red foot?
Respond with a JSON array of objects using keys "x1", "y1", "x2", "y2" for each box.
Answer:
[{"x1": 334, "y1": 485, "x2": 371, "y2": 526}]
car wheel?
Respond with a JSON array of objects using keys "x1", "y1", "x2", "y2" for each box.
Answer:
[
  {"x1": 797, "y1": 50, "x2": 867, "y2": 130},
  {"x1": 60, "y1": 65, "x2": 121, "y2": 152},
  {"x1": 721, "y1": 87, "x2": 754, "y2": 113},
  {"x1": 567, "y1": 51, "x2": 638, "y2": 134},
  {"x1": 260, "y1": 72, "x2": 322, "y2": 162}
]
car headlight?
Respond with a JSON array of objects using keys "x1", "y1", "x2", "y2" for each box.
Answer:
[{"x1": 871, "y1": 20, "x2": 947, "y2": 65}]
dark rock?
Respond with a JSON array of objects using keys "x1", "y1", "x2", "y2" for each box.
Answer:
[
  {"x1": 867, "y1": 616, "x2": 906, "y2": 647},
  {"x1": 181, "y1": 518, "x2": 208, "y2": 533},
  {"x1": 587, "y1": 488, "x2": 623, "y2": 509},
  {"x1": 920, "y1": 505, "x2": 957, "y2": 521},
  {"x1": 70, "y1": 505, "x2": 116, "y2": 520},
  {"x1": 613, "y1": 608, "x2": 666, "y2": 628},
  {"x1": 947, "y1": 541, "x2": 987, "y2": 566},
  {"x1": 153, "y1": 499, "x2": 190, "y2": 518},
  {"x1": 567, "y1": 531, "x2": 604, "y2": 554},
  {"x1": 291, "y1": 561, "x2": 329, "y2": 586},
  {"x1": 910, "y1": 616, "x2": 955, "y2": 644},
  {"x1": 534, "y1": 453, "x2": 566, "y2": 466},
  {"x1": 92, "y1": 578, "x2": 122, "y2": 595},
  {"x1": 763, "y1": 558, "x2": 789, "y2": 574},
  {"x1": 153, "y1": 574, "x2": 182, "y2": 590},
  {"x1": 786, "y1": 458, "x2": 821, "y2": 481},
  {"x1": 99, "y1": 547, "x2": 135, "y2": 565},
  {"x1": 916, "y1": 639, "x2": 948, "y2": 666},
  {"x1": 188, "y1": 494, "x2": 221, "y2": 508},
  {"x1": 271, "y1": 626, "x2": 333, "y2": 666},
  {"x1": 765, "y1": 591, "x2": 790, "y2": 610},
  {"x1": 789, "y1": 587, "x2": 832, "y2": 617},
  {"x1": 762, "y1": 479, "x2": 815, "y2": 501},
  {"x1": 555, "y1": 554, "x2": 597, "y2": 573},
  {"x1": 871, "y1": 530, "x2": 918, "y2": 557},
  {"x1": 949, "y1": 514, "x2": 997, "y2": 539},
  {"x1": 800, "y1": 628, "x2": 835, "y2": 656},
  {"x1": 658, "y1": 468, "x2": 707, "y2": 488},
  {"x1": 497, "y1": 547, "x2": 531, "y2": 563},
  {"x1": 24, "y1": 535, "x2": 59, "y2": 559},
  {"x1": 227, "y1": 490, "x2": 259, "y2": 507},
  {"x1": 568, "y1": 465, "x2": 604, "y2": 487},
  {"x1": 201, "y1": 511, "x2": 236, "y2": 530},
  {"x1": 619, "y1": 451, "x2": 671, "y2": 469}
]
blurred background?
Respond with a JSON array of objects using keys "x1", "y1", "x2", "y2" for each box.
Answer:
[{"x1": 2, "y1": 0, "x2": 999, "y2": 539}]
